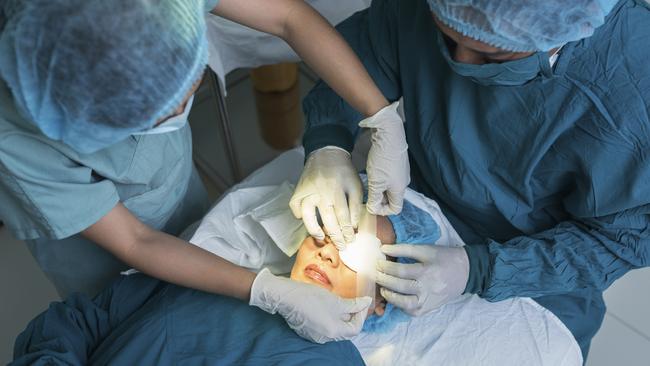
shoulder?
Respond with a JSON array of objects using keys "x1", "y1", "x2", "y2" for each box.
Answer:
[
  {"x1": 567, "y1": 0, "x2": 650, "y2": 97},
  {"x1": 0, "y1": 110, "x2": 72, "y2": 174},
  {"x1": 563, "y1": 0, "x2": 650, "y2": 149}
]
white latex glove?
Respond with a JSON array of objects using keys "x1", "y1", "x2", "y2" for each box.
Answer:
[
  {"x1": 290, "y1": 146, "x2": 363, "y2": 249},
  {"x1": 359, "y1": 100, "x2": 410, "y2": 216},
  {"x1": 376, "y1": 245, "x2": 469, "y2": 316},
  {"x1": 250, "y1": 268, "x2": 372, "y2": 343}
]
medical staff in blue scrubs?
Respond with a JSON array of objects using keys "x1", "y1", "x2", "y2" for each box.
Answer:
[
  {"x1": 0, "y1": 0, "x2": 405, "y2": 343},
  {"x1": 297, "y1": 0, "x2": 650, "y2": 359}
]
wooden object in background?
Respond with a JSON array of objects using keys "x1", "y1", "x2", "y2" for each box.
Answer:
[
  {"x1": 250, "y1": 63, "x2": 303, "y2": 150},
  {"x1": 250, "y1": 63, "x2": 299, "y2": 93}
]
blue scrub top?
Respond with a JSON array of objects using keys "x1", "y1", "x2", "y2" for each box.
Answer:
[
  {"x1": 301, "y1": 0, "x2": 650, "y2": 356},
  {"x1": 205, "y1": 0, "x2": 219, "y2": 11},
  {"x1": 0, "y1": 0, "x2": 219, "y2": 243},
  {"x1": 0, "y1": 78, "x2": 194, "y2": 241}
]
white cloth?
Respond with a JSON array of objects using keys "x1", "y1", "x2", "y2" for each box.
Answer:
[
  {"x1": 249, "y1": 182, "x2": 308, "y2": 257},
  {"x1": 352, "y1": 189, "x2": 581, "y2": 365},
  {"x1": 205, "y1": 0, "x2": 372, "y2": 93},
  {"x1": 189, "y1": 183, "x2": 298, "y2": 274},
  {"x1": 354, "y1": 295, "x2": 581, "y2": 366},
  {"x1": 190, "y1": 181, "x2": 305, "y2": 274},
  {"x1": 187, "y1": 148, "x2": 582, "y2": 366}
]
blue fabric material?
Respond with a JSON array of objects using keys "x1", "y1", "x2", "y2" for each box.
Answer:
[
  {"x1": 0, "y1": 0, "x2": 209, "y2": 153},
  {"x1": 12, "y1": 274, "x2": 366, "y2": 365},
  {"x1": 22, "y1": 166, "x2": 209, "y2": 298},
  {"x1": 363, "y1": 199, "x2": 441, "y2": 333},
  {"x1": 0, "y1": 70, "x2": 208, "y2": 296},
  {"x1": 0, "y1": 70, "x2": 199, "y2": 239},
  {"x1": 436, "y1": 30, "x2": 554, "y2": 86},
  {"x1": 362, "y1": 297, "x2": 410, "y2": 333},
  {"x1": 204, "y1": 0, "x2": 220, "y2": 11},
  {"x1": 388, "y1": 199, "x2": 441, "y2": 249},
  {"x1": 426, "y1": 0, "x2": 620, "y2": 52},
  {"x1": 301, "y1": 0, "x2": 650, "y2": 359}
]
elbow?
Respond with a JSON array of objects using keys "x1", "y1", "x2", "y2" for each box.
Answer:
[
  {"x1": 276, "y1": 1, "x2": 302, "y2": 40},
  {"x1": 119, "y1": 221, "x2": 155, "y2": 263}
]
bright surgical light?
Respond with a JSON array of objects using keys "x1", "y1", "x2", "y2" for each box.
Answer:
[
  {"x1": 338, "y1": 207, "x2": 385, "y2": 300},
  {"x1": 339, "y1": 232, "x2": 385, "y2": 274}
]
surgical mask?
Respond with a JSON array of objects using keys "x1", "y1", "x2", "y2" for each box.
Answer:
[
  {"x1": 436, "y1": 32, "x2": 553, "y2": 87},
  {"x1": 133, "y1": 94, "x2": 195, "y2": 135}
]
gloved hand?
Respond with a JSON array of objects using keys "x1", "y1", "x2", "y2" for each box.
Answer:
[
  {"x1": 250, "y1": 268, "x2": 372, "y2": 343},
  {"x1": 290, "y1": 146, "x2": 363, "y2": 249},
  {"x1": 376, "y1": 245, "x2": 469, "y2": 316},
  {"x1": 359, "y1": 100, "x2": 410, "y2": 216}
]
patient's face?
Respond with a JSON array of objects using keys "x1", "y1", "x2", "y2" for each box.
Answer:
[
  {"x1": 290, "y1": 218, "x2": 393, "y2": 316},
  {"x1": 290, "y1": 236, "x2": 358, "y2": 299}
]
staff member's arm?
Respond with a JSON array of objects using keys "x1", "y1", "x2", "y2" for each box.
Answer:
[
  {"x1": 377, "y1": 133, "x2": 650, "y2": 315},
  {"x1": 376, "y1": 213, "x2": 650, "y2": 316},
  {"x1": 82, "y1": 202, "x2": 371, "y2": 343},
  {"x1": 212, "y1": 0, "x2": 409, "y2": 247},
  {"x1": 211, "y1": 0, "x2": 388, "y2": 117},
  {"x1": 83, "y1": 203, "x2": 255, "y2": 299}
]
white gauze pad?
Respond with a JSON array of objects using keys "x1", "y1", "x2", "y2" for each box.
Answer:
[{"x1": 339, "y1": 232, "x2": 385, "y2": 275}]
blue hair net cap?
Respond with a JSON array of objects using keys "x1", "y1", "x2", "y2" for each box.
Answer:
[
  {"x1": 364, "y1": 199, "x2": 441, "y2": 333},
  {"x1": 0, "y1": 0, "x2": 209, "y2": 153},
  {"x1": 426, "y1": 0, "x2": 620, "y2": 52}
]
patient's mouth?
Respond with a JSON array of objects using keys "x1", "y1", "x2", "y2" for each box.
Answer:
[{"x1": 304, "y1": 264, "x2": 331, "y2": 286}]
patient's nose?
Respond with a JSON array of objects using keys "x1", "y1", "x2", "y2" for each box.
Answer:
[{"x1": 318, "y1": 243, "x2": 340, "y2": 267}]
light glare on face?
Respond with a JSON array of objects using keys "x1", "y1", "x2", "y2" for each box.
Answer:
[{"x1": 339, "y1": 232, "x2": 384, "y2": 275}]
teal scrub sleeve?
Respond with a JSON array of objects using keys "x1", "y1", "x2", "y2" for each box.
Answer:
[
  {"x1": 302, "y1": 2, "x2": 402, "y2": 156},
  {"x1": 0, "y1": 134, "x2": 119, "y2": 240},
  {"x1": 12, "y1": 275, "x2": 158, "y2": 366},
  {"x1": 465, "y1": 131, "x2": 650, "y2": 300},
  {"x1": 466, "y1": 211, "x2": 650, "y2": 301},
  {"x1": 205, "y1": 0, "x2": 219, "y2": 11}
]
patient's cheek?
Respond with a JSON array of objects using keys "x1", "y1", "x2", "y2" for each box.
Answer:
[
  {"x1": 376, "y1": 216, "x2": 396, "y2": 244},
  {"x1": 375, "y1": 302, "x2": 386, "y2": 317},
  {"x1": 334, "y1": 268, "x2": 359, "y2": 299}
]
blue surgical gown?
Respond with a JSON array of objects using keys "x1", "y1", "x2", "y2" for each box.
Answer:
[
  {"x1": 301, "y1": 0, "x2": 650, "y2": 358},
  {"x1": 0, "y1": 77, "x2": 209, "y2": 297},
  {"x1": 12, "y1": 274, "x2": 365, "y2": 365}
]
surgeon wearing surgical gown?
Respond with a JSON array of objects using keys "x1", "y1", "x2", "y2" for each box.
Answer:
[
  {"x1": 0, "y1": 0, "x2": 408, "y2": 343},
  {"x1": 297, "y1": 0, "x2": 650, "y2": 359}
]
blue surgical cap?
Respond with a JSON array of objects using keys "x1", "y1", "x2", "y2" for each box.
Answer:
[
  {"x1": 426, "y1": 0, "x2": 620, "y2": 52},
  {"x1": 0, "y1": 0, "x2": 210, "y2": 153},
  {"x1": 363, "y1": 198, "x2": 441, "y2": 333}
]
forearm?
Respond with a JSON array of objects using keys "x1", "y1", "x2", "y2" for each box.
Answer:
[
  {"x1": 301, "y1": 6, "x2": 402, "y2": 155},
  {"x1": 84, "y1": 203, "x2": 256, "y2": 301},
  {"x1": 280, "y1": 2, "x2": 388, "y2": 117},
  {"x1": 466, "y1": 219, "x2": 650, "y2": 301},
  {"x1": 212, "y1": 0, "x2": 388, "y2": 117},
  {"x1": 123, "y1": 230, "x2": 256, "y2": 300}
]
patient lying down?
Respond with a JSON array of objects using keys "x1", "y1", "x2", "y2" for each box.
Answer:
[
  {"x1": 290, "y1": 215, "x2": 396, "y2": 318},
  {"x1": 285, "y1": 197, "x2": 445, "y2": 333},
  {"x1": 12, "y1": 183, "x2": 583, "y2": 366}
]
